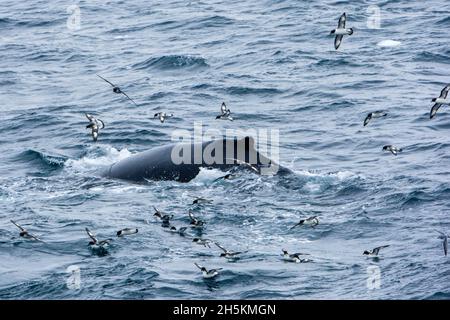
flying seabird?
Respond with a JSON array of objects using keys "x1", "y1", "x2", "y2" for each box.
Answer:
[
  {"x1": 364, "y1": 111, "x2": 387, "y2": 126},
  {"x1": 97, "y1": 74, "x2": 138, "y2": 106},
  {"x1": 215, "y1": 102, "x2": 233, "y2": 121},
  {"x1": 430, "y1": 84, "x2": 450, "y2": 119},
  {"x1": 330, "y1": 12, "x2": 354, "y2": 50}
]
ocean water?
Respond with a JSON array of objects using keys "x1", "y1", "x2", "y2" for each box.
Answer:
[{"x1": 1, "y1": 0, "x2": 450, "y2": 300}]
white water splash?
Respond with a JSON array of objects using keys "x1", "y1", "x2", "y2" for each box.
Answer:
[
  {"x1": 65, "y1": 146, "x2": 132, "y2": 172},
  {"x1": 377, "y1": 40, "x2": 401, "y2": 47},
  {"x1": 191, "y1": 167, "x2": 227, "y2": 184}
]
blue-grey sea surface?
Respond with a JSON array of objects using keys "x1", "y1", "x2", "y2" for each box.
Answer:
[{"x1": 0, "y1": 0, "x2": 450, "y2": 299}]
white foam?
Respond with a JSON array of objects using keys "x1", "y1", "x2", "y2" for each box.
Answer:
[
  {"x1": 294, "y1": 170, "x2": 358, "y2": 181},
  {"x1": 191, "y1": 167, "x2": 226, "y2": 184},
  {"x1": 377, "y1": 40, "x2": 401, "y2": 47},
  {"x1": 65, "y1": 146, "x2": 132, "y2": 172}
]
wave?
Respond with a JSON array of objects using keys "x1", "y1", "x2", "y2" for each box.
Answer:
[
  {"x1": 277, "y1": 170, "x2": 361, "y2": 193},
  {"x1": 185, "y1": 15, "x2": 234, "y2": 29},
  {"x1": 0, "y1": 17, "x2": 64, "y2": 28},
  {"x1": 436, "y1": 16, "x2": 450, "y2": 26},
  {"x1": 132, "y1": 55, "x2": 209, "y2": 71},
  {"x1": 313, "y1": 58, "x2": 362, "y2": 68},
  {"x1": 224, "y1": 86, "x2": 283, "y2": 96},
  {"x1": 413, "y1": 50, "x2": 450, "y2": 63},
  {"x1": 16, "y1": 150, "x2": 67, "y2": 169}
]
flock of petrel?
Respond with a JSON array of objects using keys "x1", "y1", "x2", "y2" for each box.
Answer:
[{"x1": 8, "y1": 12, "x2": 450, "y2": 280}]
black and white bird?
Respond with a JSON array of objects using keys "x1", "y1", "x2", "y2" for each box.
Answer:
[
  {"x1": 116, "y1": 228, "x2": 138, "y2": 237},
  {"x1": 290, "y1": 216, "x2": 319, "y2": 229},
  {"x1": 215, "y1": 242, "x2": 245, "y2": 260},
  {"x1": 213, "y1": 173, "x2": 237, "y2": 182},
  {"x1": 282, "y1": 249, "x2": 310, "y2": 263},
  {"x1": 85, "y1": 113, "x2": 105, "y2": 142},
  {"x1": 193, "y1": 238, "x2": 213, "y2": 248},
  {"x1": 363, "y1": 245, "x2": 389, "y2": 257},
  {"x1": 188, "y1": 210, "x2": 205, "y2": 228},
  {"x1": 436, "y1": 230, "x2": 448, "y2": 256},
  {"x1": 153, "y1": 206, "x2": 173, "y2": 222},
  {"x1": 194, "y1": 263, "x2": 222, "y2": 279},
  {"x1": 97, "y1": 74, "x2": 138, "y2": 106},
  {"x1": 215, "y1": 102, "x2": 233, "y2": 121},
  {"x1": 85, "y1": 227, "x2": 112, "y2": 250},
  {"x1": 153, "y1": 112, "x2": 173, "y2": 123},
  {"x1": 10, "y1": 220, "x2": 42, "y2": 241},
  {"x1": 382, "y1": 145, "x2": 402, "y2": 156},
  {"x1": 364, "y1": 111, "x2": 387, "y2": 126},
  {"x1": 192, "y1": 197, "x2": 213, "y2": 205},
  {"x1": 169, "y1": 225, "x2": 187, "y2": 235},
  {"x1": 430, "y1": 84, "x2": 450, "y2": 119},
  {"x1": 330, "y1": 13, "x2": 354, "y2": 50}
]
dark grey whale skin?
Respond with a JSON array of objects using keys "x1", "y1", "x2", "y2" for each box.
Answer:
[{"x1": 105, "y1": 137, "x2": 291, "y2": 183}]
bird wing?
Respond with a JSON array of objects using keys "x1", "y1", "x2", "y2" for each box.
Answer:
[
  {"x1": 194, "y1": 262, "x2": 203, "y2": 270},
  {"x1": 10, "y1": 220, "x2": 26, "y2": 232},
  {"x1": 85, "y1": 228, "x2": 98, "y2": 242},
  {"x1": 215, "y1": 242, "x2": 227, "y2": 253},
  {"x1": 334, "y1": 35, "x2": 343, "y2": 50},
  {"x1": 430, "y1": 103, "x2": 442, "y2": 119},
  {"x1": 120, "y1": 91, "x2": 138, "y2": 106},
  {"x1": 435, "y1": 230, "x2": 447, "y2": 239},
  {"x1": 338, "y1": 13, "x2": 346, "y2": 29},
  {"x1": 99, "y1": 239, "x2": 112, "y2": 246},
  {"x1": 28, "y1": 233, "x2": 42, "y2": 242},
  {"x1": 293, "y1": 252, "x2": 309, "y2": 256},
  {"x1": 85, "y1": 113, "x2": 95, "y2": 122},
  {"x1": 373, "y1": 245, "x2": 389, "y2": 254},
  {"x1": 363, "y1": 114, "x2": 371, "y2": 126},
  {"x1": 221, "y1": 102, "x2": 227, "y2": 115},
  {"x1": 290, "y1": 223, "x2": 301, "y2": 230},
  {"x1": 444, "y1": 237, "x2": 448, "y2": 256},
  {"x1": 96, "y1": 74, "x2": 116, "y2": 87},
  {"x1": 439, "y1": 84, "x2": 450, "y2": 99},
  {"x1": 97, "y1": 119, "x2": 105, "y2": 129}
]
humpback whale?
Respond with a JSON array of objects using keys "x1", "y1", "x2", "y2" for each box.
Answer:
[{"x1": 106, "y1": 136, "x2": 291, "y2": 183}]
